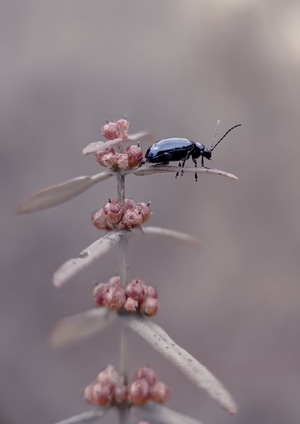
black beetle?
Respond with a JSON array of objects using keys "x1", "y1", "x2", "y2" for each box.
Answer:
[{"x1": 144, "y1": 122, "x2": 241, "y2": 181}]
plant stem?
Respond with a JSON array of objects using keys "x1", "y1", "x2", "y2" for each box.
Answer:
[
  {"x1": 118, "y1": 234, "x2": 130, "y2": 379},
  {"x1": 118, "y1": 402, "x2": 130, "y2": 424},
  {"x1": 117, "y1": 171, "x2": 126, "y2": 204},
  {"x1": 116, "y1": 171, "x2": 131, "y2": 424}
]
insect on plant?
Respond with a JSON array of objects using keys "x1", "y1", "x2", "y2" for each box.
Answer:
[
  {"x1": 144, "y1": 121, "x2": 241, "y2": 180},
  {"x1": 18, "y1": 118, "x2": 240, "y2": 424}
]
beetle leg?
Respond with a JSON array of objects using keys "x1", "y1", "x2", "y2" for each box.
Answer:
[
  {"x1": 180, "y1": 158, "x2": 187, "y2": 176},
  {"x1": 192, "y1": 158, "x2": 198, "y2": 181},
  {"x1": 179, "y1": 150, "x2": 191, "y2": 177},
  {"x1": 201, "y1": 156, "x2": 210, "y2": 169},
  {"x1": 175, "y1": 161, "x2": 182, "y2": 178}
]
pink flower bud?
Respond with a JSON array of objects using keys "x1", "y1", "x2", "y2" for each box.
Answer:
[
  {"x1": 122, "y1": 208, "x2": 143, "y2": 228},
  {"x1": 128, "y1": 379, "x2": 150, "y2": 405},
  {"x1": 116, "y1": 119, "x2": 129, "y2": 141},
  {"x1": 116, "y1": 118, "x2": 130, "y2": 132},
  {"x1": 124, "y1": 198, "x2": 137, "y2": 210},
  {"x1": 103, "y1": 286, "x2": 126, "y2": 310},
  {"x1": 91, "y1": 381, "x2": 113, "y2": 405},
  {"x1": 107, "y1": 275, "x2": 121, "y2": 287},
  {"x1": 100, "y1": 153, "x2": 118, "y2": 170},
  {"x1": 96, "y1": 368, "x2": 112, "y2": 385},
  {"x1": 140, "y1": 297, "x2": 159, "y2": 316},
  {"x1": 83, "y1": 384, "x2": 94, "y2": 403},
  {"x1": 103, "y1": 200, "x2": 124, "y2": 224},
  {"x1": 101, "y1": 118, "x2": 129, "y2": 142},
  {"x1": 96, "y1": 365, "x2": 125, "y2": 387},
  {"x1": 95, "y1": 147, "x2": 116, "y2": 166},
  {"x1": 133, "y1": 367, "x2": 158, "y2": 386},
  {"x1": 125, "y1": 144, "x2": 143, "y2": 168},
  {"x1": 114, "y1": 383, "x2": 127, "y2": 403},
  {"x1": 125, "y1": 279, "x2": 146, "y2": 304},
  {"x1": 136, "y1": 202, "x2": 152, "y2": 223},
  {"x1": 102, "y1": 121, "x2": 122, "y2": 140},
  {"x1": 93, "y1": 283, "x2": 108, "y2": 306},
  {"x1": 92, "y1": 208, "x2": 114, "y2": 230},
  {"x1": 115, "y1": 153, "x2": 129, "y2": 170},
  {"x1": 145, "y1": 285, "x2": 158, "y2": 299},
  {"x1": 124, "y1": 297, "x2": 139, "y2": 312},
  {"x1": 150, "y1": 381, "x2": 170, "y2": 403}
]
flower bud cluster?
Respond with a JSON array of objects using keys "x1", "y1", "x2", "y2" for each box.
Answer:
[
  {"x1": 93, "y1": 276, "x2": 159, "y2": 316},
  {"x1": 84, "y1": 365, "x2": 127, "y2": 406},
  {"x1": 92, "y1": 199, "x2": 151, "y2": 230},
  {"x1": 95, "y1": 144, "x2": 143, "y2": 171},
  {"x1": 84, "y1": 365, "x2": 170, "y2": 406},
  {"x1": 128, "y1": 366, "x2": 170, "y2": 405},
  {"x1": 101, "y1": 118, "x2": 129, "y2": 141}
]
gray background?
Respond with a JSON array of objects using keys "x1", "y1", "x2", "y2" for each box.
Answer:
[{"x1": 1, "y1": 1, "x2": 300, "y2": 423}]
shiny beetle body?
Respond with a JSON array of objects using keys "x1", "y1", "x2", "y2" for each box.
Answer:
[
  {"x1": 144, "y1": 123, "x2": 241, "y2": 181},
  {"x1": 145, "y1": 137, "x2": 211, "y2": 166}
]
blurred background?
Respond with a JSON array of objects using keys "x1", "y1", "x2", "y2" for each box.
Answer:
[{"x1": 1, "y1": 1, "x2": 300, "y2": 423}]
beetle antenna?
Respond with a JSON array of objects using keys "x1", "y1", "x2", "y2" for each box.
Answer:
[
  {"x1": 210, "y1": 119, "x2": 221, "y2": 150},
  {"x1": 211, "y1": 123, "x2": 242, "y2": 151}
]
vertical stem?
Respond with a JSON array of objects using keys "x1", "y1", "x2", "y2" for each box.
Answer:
[
  {"x1": 118, "y1": 234, "x2": 130, "y2": 378},
  {"x1": 118, "y1": 403, "x2": 130, "y2": 424},
  {"x1": 116, "y1": 171, "x2": 130, "y2": 424},
  {"x1": 117, "y1": 171, "x2": 126, "y2": 204},
  {"x1": 119, "y1": 234, "x2": 129, "y2": 289}
]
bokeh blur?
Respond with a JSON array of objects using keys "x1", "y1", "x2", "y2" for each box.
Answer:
[{"x1": 1, "y1": 1, "x2": 300, "y2": 423}]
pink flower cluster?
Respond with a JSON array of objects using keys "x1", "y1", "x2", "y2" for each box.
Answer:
[
  {"x1": 96, "y1": 118, "x2": 144, "y2": 171},
  {"x1": 84, "y1": 365, "x2": 170, "y2": 406},
  {"x1": 96, "y1": 144, "x2": 143, "y2": 171},
  {"x1": 93, "y1": 276, "x2": 159, "y2": 316},
  {"x1": 92, "y1": 198, "x2": 151, "y2": 230},
  {"x1": 101, "y1": 118, "x2": 129, "y2": 141}
]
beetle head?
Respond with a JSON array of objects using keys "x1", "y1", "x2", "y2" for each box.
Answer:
[{"x1": 202, "y1": 147, "x2": 212, "y2": 160}]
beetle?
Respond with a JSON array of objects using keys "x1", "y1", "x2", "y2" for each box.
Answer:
[{"x1": 144, "y1": 122, "x2": 241, "y2": 181}]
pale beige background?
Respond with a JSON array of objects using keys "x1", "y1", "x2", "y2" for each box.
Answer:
[{"x1": 1, "y1": 1, "x2": 300, "y2": 423}]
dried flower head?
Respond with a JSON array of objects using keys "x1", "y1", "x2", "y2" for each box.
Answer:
[
  {"x1": 103, "y1": 200, "x2": 124, "y2": 225},
  {"x1": 121, "y1": 208, "x2": 144, "y2": 228},
  {"x1": 92, "y1": 208, "x2": 114, "y2": 230},
  {"x1": 115, "y1": 152, "x2": 130, "y2": 170},
  {"x1": 95, "y1": 146, "x2": 117, "y2": 170},
  {"x1": 133, "y1": 367, "x2": 158, "y2": 386},
  {"x1": 150, "y1": 381, "x2": 170, "y2": 403},
  {"x1": 126, "y1": 144, "x2": 144, "y2": 168},
  {"x1": 124, "y1": 297, "x2": 139, "y2": 312},
  {"x1": 101, "y1": 119, "x2": 129, "y2": 141},
  {"x1": 93, "y1": 276, "x2": 158, "y2": 315},
  {"x1": 93, "y1": 282, "x2": 107, "y2": 306},
  {"x1": 136, "y1": 202, "x2": 152, "y2": 223},
  {"x1": 140, "y1": 296, "x2": 159, "y2": 316},
  {"x1": 84, "y1": 381, "x2": 113, "y2": 406},
  {"x1": 116, "y1": 118, "x2": 130, "y2": 133},
  {"x1": 128, "y1": 379, "x2": 150, "y2": 405},
  {"x1": 103, "y1": 286, "x2": 126, "y2": 310},
  {"x1": 92, "y1": 199, "x2": 152, "y2": 230},
  {"x1": 125, "y1": 279, "x2": 146, "y2": 304}
]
